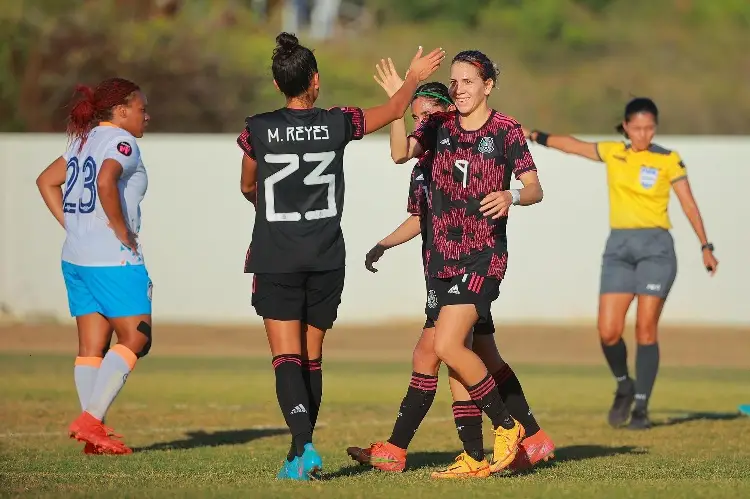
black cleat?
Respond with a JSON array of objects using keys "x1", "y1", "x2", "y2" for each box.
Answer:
[
  {"x1": 608, "y1": 387, "x2": 635, "y2": 428},
  {"x1": 627, "y1": 409, "x2": 652, "y2": 430}
]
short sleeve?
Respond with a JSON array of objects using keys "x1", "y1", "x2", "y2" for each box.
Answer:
[
  {"x1": 595, "y1": 141, "x2": 620, "y2": 162},
  {"x1": 408, "y1": 112, "x2": 445, "y2": 153},
  {"x1": 406, "y1": 167, "x2": 421, "y2": 215},
  {"x1": 504, "y1": 125, "x2": 537, "y2": 179},
  {"x1": 330, "y1": 107, "x2": 365, "y2": 142},
  {"x1": 104, "y1": 136, "x2": 140, "y2": 175},
  {"x1": 667, "y1": 151, "x2": 687, "y2": 183},
  {"x1": 62, "y1": 139, "x2": 81, "y2": 162},
  {"x1": 237, "y1": 117, "x2": 256, "y2": 159}
]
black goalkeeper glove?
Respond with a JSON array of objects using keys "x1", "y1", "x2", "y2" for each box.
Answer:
[{"x1": 364, "y1": 244, "x2": 387, "y2": 273}]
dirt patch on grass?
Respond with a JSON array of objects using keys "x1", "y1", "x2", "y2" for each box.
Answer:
[{"x1": 1, "y1": 322, "x2": 747, "y2": 368}]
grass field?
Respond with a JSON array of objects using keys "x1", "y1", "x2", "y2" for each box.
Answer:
[{"x1": 1, "y1": 323, "x2": 749, "y2": 498}]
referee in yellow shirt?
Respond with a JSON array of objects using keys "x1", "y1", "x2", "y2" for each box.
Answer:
[{"x1": 523, "y1": 97, "x2": 718, "y2": 430}]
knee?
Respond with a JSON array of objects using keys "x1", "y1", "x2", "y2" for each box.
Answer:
[
  {"x1": 412, "y1": 341, "x2": 440, "y2": 376},
  {"x1": 598, "y1": 318, "x2": 624, "y2": 346},
  {"x1": 121, "y1": 320, "x2": 153, "y2": 358},
  {"x1": 433, "y1": 334, "x2": 459, "y2": 364},
  {"x1": 635, "y1": 321, "x2": 658, "y2": 345}
]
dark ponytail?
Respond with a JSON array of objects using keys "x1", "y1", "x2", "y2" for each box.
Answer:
[
  {"x1": 271, "y1": 32, "x2": 318, "y2": 98},
  {"x1": 616, "y1": 97, "x2": 659, "y2": 139}
]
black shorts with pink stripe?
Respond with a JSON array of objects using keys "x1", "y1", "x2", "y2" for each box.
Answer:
[{"x1": 425, "y1": 273, "x2": 500, "y2": 325}]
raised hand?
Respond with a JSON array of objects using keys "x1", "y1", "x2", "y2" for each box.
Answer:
[
  {"x1": 373, "y1": 58, "x2": 405, "y2": 98},
  {"x1": 407, "y1": 46, "x2": 446, "y2": 82}
]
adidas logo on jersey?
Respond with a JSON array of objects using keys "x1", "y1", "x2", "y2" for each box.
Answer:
[
  {"x1": 448, "y1": 284, "x2": 460, "y2": 294},
  {"x1": 415, "y1": 174, "x2": 424, "y2": 181},
  {"x1": 289, "y1": 404, "x2": 307, "y2": 415},
  {"x1": 440, "y1": 138, "x2": 451, "y2": 146}
]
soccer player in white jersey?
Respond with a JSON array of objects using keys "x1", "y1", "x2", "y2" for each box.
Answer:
[{"x1": 36, "y1": 77, "x2": 151, "y2": 455}]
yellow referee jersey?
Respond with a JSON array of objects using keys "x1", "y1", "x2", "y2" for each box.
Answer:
[{"x1": 596, "y1": 141, "x2": 687, "y2": 230}]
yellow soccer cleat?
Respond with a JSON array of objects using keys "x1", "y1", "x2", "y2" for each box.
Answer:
[
  {"x1": 489, "y1": 418, "x2": 525, "y2": 473},
  {"x1": 431, "y1": 452, "x2": 491, "y2": 479}
]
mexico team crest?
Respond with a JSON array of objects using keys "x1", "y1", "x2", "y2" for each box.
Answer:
[
  {"x1": 427, "y1": 289, "x2": 438, "y2": 309},
  {"x1": 477, "y1": 136, "x2": 495, "y2": 154},
  {"x1": 639, "y1": 166, "x2": 658, "y2": 189}
]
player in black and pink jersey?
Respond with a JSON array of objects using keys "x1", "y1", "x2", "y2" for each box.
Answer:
[
  {"x1": 348, "y1": 63, "x2": 553, "y2": 478},
  {"x1": 235, "y1": 32, "x2": 445, "y2": 481},
  {"x1": 386, "y1": 50, "x2": 545, "y2": 476}
]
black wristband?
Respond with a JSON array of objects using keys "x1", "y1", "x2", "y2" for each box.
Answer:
[{"x1": 533, "y1": 130, "x2": 550, "y2": 147}]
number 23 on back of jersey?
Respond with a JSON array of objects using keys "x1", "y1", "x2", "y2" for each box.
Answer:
[{"x1": 263, "y1": 151, "x2": 337, "y2": 222}]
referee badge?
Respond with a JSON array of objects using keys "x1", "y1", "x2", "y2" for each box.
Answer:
[
  {"x1": 639, "y1": 166, "x2": 658, "y2": 189},
  {"x1": 477, "y1": 136, "x2": 495, "y2": 154}
]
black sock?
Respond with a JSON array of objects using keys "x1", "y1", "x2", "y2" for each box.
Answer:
[
  {"x1": 635, "y1": 343, "x2": 659, "y2": 411},
  {"x1": 287, "y1": 358, "x2": 323, "y2": 461},
  {"x1": 452, "y1": 401, "x2": 484, "y2": 461},
  {"x1": 387, "y1": 372, "x2": 438, "y2": 450},
  {"x1": 602, "y1": 339, "x2": 634, "y2": 393},
  {"x1": 467, "y1": 373, "x2": 514, "y2": 430},
  {"x1": 302, "y1": 358, "x2": 323, "y2": 430},
  {"x1": 272, "y1": 354, "x2": 313, "y2": 458},
  {"x1": 493, "y1": 365, "x2": 540, "y2": 437}
]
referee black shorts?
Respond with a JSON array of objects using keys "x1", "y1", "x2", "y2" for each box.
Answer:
[{"x1": 251, "y1": 269, "x2": 345, "y2": 331}]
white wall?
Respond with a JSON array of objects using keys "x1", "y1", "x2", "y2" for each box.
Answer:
[{"x1": 1, "y1": 134, "x2": 748, "y2": 326}]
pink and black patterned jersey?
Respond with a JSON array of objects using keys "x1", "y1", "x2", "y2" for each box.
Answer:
[
  {"x1": 409, "y1": 110, "x2": 537, "y2": 280},
  {"x1": 406, "y1": 151, "x2": 433, "y2": 275}
]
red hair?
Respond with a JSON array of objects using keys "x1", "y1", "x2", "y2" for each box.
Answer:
[{"x1": 67, "y1": 77, "x2": 141, "y2": 149}]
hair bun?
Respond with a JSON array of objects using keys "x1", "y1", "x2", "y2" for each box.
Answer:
[{"x1": 275, "y1": 32, "x2": 300, "y2": 56}]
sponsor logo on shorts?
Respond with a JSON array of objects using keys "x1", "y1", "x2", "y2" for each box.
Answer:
[
  {"x1": 117, "y1": 141, "x2": 133, "y2": 157},
  {"x1": 646, "y1": 283, "x2": 661, "y2": 292},
  {"x1": 478, "y1": 136, "x2": 495, "y2": 154},
  {"x1": 427, "y1": 289, "x2": 438, "y2": 308},
  {"x1": 640, "y1": 166, "x2": 658, "y2": 189},
  {"x1": 147, "y1": 281, "x2": 153, "y2": 301}
]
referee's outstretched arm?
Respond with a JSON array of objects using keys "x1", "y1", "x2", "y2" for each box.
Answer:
[{"x1": 521, "y1": 127, "x2": 601, "y2": 162}]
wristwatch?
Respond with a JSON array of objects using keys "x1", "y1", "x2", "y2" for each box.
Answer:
[{"x1": 701, "y1": 243, "x2": 714, "y2": 252}]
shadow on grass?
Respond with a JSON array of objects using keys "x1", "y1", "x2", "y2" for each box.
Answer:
[
  {"x1": 133, "y1": 427, "x2": 287, "y2": 452},
  {"x1": 655, "y1": 411, "x2": 742, "y2": 427},
  {"x1": 325, "y1": 444, "x2": 644, "y2": 479}
]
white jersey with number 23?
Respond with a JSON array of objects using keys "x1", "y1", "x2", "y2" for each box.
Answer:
[{"x1": 61, "y1": 124, "x2": 148, "y2": 267}]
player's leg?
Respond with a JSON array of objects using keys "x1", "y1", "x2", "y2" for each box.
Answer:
[
  {"x1": 348, "y1": 321, "x2": 441, "y2": 471},
  {"x1": 75, "y1": 315, "x2": 111, "y2": 411},
  {"x1": 76, "y1": 314, "x2": 113, "y2": 455},
  {"x1": 472, "y1": 321, "x2": 555, "y2": 471},
  {"x1": 431, "y1": 334, "x2": 491, "y2": 479},
  {"x1": 62, "y1": 262, "x2": 114, "y2": 454},
  {"x1": 431, "y1": 275, "x2": 523, "y2": 474},
  {"x1": 254, "y1": 272, "x2": 315, "y2": 480},
  {"x1": 288, "y1": 268, "x2": 345, "y2": 478},
  {"x1": 68, "y1": 264, "x2": 153, "y2": 454},
  {"x1": 599, "y1": 231, "x2": 638, "y2": 427},
  {"x1": 629, "y1": 230, "x2": 677, "y2": 430}
]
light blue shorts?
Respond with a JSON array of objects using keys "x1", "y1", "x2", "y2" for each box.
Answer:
[{"x1": 61, "y1": 262, "x2": 153, "y2": 318}]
